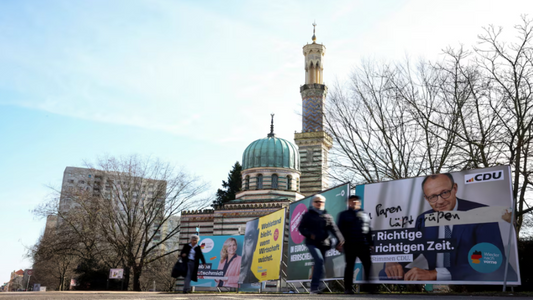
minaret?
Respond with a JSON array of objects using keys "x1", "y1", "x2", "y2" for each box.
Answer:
[{"x1": 294, "y1": 23, "x2": 333, "y2": 196}]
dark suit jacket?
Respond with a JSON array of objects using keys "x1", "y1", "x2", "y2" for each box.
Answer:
[
  {"x1": 180, "y1": 243, "x2": 206, "y2": 282},
  {"x1": 337, "y1": 208, "x2": 373, "y2": 247},
  {"x1": 380, "y1": 198, "x2": 517, "y2": 281}
]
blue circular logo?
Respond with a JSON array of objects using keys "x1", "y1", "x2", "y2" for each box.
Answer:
[{"x1": 468, "y1": 243, "x2": 502, "y2": 273}]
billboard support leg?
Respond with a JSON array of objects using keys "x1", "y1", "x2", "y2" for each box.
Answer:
[
  {"x1": 287, "y1": 282, "x2": 299, "y2": 293},
  {"x1": 299, "y1": 281, "x2": 308, "y2": 293},
  {"x1": 321, "y1": 280, "x2": 332, "y2": 293},
  {"x1": 336, "y1": 279, "x2": 345, "y2": 290},
  {"x1": 337, "y1": 279, "x2": 344, "y2": 288},
  {"x1": 502, "y1": 194, "x2": 517, "y2": 292},
  {"x1": 381, "y1": 284, "x2": 391, "y2": 293}
]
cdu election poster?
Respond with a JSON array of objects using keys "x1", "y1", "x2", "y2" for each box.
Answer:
[
  {"x1": 287, "y1": 183, "x2": 350, "y2": 282},
  {"x1": 193, "y1": 235, "x2": 244, "y2": 288},
  {"x1": 359, "y1": 166, "x2": 520, "y2": 285},
  {"x1": 239, "y1": 209, "x2": 286, "y2": 283}
]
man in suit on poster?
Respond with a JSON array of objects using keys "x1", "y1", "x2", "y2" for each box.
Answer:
[{"x1": 382, "y1": 173, "x2": 515, "y2": 281}]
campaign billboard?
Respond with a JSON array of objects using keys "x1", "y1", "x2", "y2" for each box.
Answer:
[
  {"x1": 360, "y1": 166, "x2": 520, "y2": 285},
  {"x1": 109, "y1": 268, "x2": 124, "y2": 279},
  {"x1": 239, "y1": 209, "x2": 286, "y2": 283},
  {"x1": 193, "y1": 235, "x2": 244, "y2": 288},
  {"x1": 287, "y1": 183, "x2": 350, "y2": 282}
]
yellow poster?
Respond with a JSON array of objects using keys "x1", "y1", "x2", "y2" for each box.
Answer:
[{"x1": 249, "y1": 209, "x2": 285, "y2": 282}]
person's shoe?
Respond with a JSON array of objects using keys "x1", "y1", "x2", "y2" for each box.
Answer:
[
  {"x1": 344, "y1": 290, "x2": 354, "y2": 294},
  {"x1": 182, "y1": 290, "x2": 188, "y2": 294},
  {"x1": 309, "y1": 290, "x2": 322, "y2": 294}
]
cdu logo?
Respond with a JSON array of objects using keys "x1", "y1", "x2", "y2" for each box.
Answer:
[{"x1": 465, "y1": 171, "x2": 503, "y2": 185}]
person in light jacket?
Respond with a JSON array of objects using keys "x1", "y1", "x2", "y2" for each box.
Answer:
[{"x1": 180, "y1": 235, "x2": 206, "y2": 294}]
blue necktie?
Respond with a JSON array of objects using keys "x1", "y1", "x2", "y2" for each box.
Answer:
[{"x1": 444, "y1": 225, "x2": 452, "y2": 268}]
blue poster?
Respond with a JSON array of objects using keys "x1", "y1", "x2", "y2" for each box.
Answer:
[{"x1": 193, "y1": 235, "x2": 244, "y2": 288}]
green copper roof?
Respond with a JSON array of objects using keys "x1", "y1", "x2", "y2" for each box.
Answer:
[{"x1": 242, "y1": 136, "x2": 300, "y2": 171}]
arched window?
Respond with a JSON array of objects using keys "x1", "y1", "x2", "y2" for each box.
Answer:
[
  {"x1": 297, "y1": 178, "x2": 300, "y2": 192},
  {"x1": 287, "y1": 176, "x2": 292, "y2": 190},
  {"x1": 244, "y1": 176, "x2": 250, "y2": 190},
  {"x1": 257, "y1": 174, "x2": 263, "y2": 189},
  {"x1": 272, "y1": 174, "x2": 278, "y2": 189}
]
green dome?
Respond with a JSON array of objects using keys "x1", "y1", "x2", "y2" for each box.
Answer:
[{"x1": 242, "y1": 136, "x2": 300, "y2": 171}]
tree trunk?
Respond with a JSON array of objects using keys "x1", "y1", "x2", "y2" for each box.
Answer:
[
  {"x1": 122, "y1": 267, "x2": 130, "y2": 291},
  {"x1": 133, "y1": 265, "x2": 142, "y2": 291}
]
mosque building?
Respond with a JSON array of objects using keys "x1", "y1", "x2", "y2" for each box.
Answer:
[{"x1": 179, "y1": 25, "x2": 333, "y2": 247}]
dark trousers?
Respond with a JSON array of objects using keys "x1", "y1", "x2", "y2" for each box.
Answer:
[{"x1": 343, "y1": 244, "x2": 371, "y2": 291}]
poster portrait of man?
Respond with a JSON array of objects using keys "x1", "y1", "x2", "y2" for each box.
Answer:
[
  {"x1": 358, "y1": 166, "x2": 520, "y2": 285},
  {"x1": 239, "y1": 219, "x2": 260, "y2": 284}
]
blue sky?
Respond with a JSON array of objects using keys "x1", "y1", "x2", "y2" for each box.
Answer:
[{"x1": 0, "y1": 0, "x2": 529, "y2": 285}]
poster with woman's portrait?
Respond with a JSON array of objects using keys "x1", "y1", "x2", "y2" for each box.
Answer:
[{"x1": 193, "y1": 235, "x2": 244, "y2": 288}]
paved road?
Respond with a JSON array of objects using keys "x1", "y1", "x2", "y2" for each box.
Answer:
[{"x1": 0, "y1": 292, "x2": 531, "y2": 300}]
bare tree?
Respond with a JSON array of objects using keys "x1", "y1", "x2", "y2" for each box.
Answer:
[
  {"x1": 326, "y1": 16, "x2": 533, "y2": 237},
  {"x1": 34, "y1": 187, "x2": 118, "y2": 290},
  {"x1": 325, "y1": 59, "x2": 456, "y2": 184},
  {"x1": 139, "y1": 251, "x2": 180, "y2": 291},
  {"x1": 472, "y1": 16, "x2": 533, "y2": 234},
  {"x1": 33, "y1": 155, "x2": 210, "y2": 291},
  {"x1": 28, "y1": 233, "x2": 77, "y2": 291}
]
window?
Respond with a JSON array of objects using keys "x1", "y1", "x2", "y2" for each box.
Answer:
[
  {"x1": 272, "y1": 174, "x2": 278, "y2": 189},
  {"x1": 256, "y1": 174, "x2": 263, "y2": 189},
  {"x1": 245, "y1": 176, "x2": 250, "y2": 190},
  {"x1": 287, "y1": 176, "x2": 292, "y2": 190}
]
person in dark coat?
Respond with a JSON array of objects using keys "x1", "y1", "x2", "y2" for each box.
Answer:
[
  {"x1": 298, "y1": 194, "x2": 344, "y2": 294},
  {"x1": 337, "y1": 195, "x2": 374, "y2": 294},
  {"x1": 180, "y1": 235, "x2": 206, "y2": 293}
]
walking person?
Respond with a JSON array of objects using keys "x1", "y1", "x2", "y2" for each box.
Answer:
[
  {"x1": 337, "y1": 195, "x2": 375, "y2": 294},
  {"x1": 180, "y1": 235, "x2": 206, "y2": 294},
  {"x1": 298, "y1": 194, "x2": 344, "y2": 294}
]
